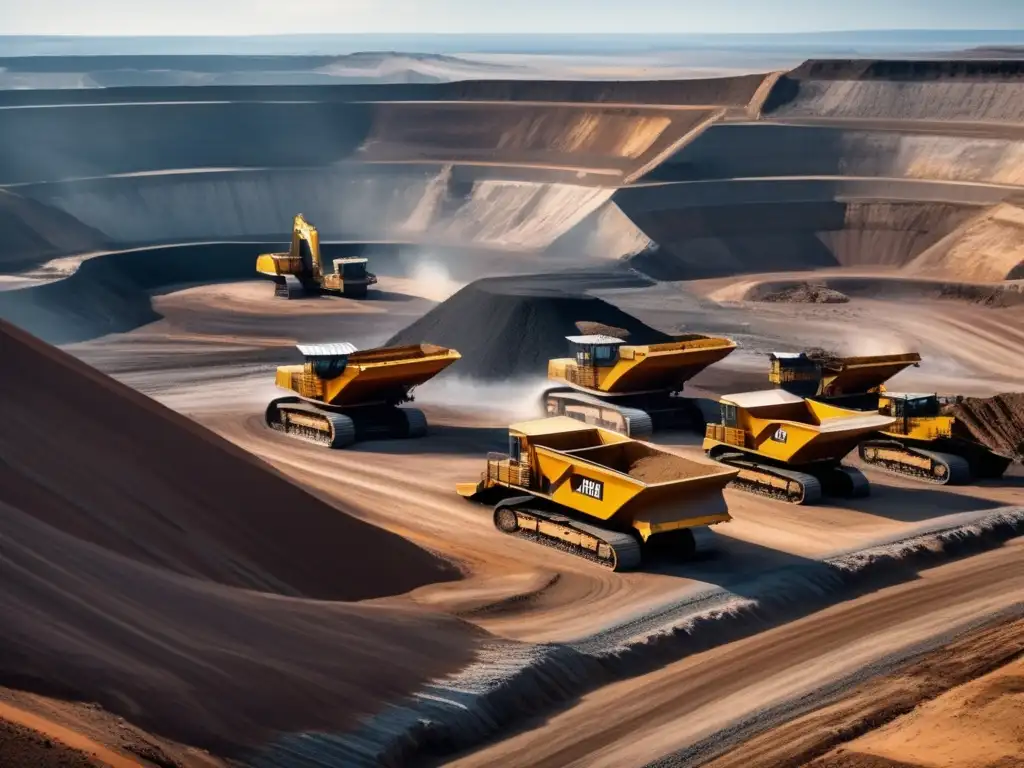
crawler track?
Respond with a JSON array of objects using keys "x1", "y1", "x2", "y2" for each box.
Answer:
[
  {"x1": 265, "y1": 397, "x2": 427, "y2": 449},
  {"x1": 493, "y1": 496, "x2": 642, "y2": 572},
  {"x1": 859, "y1": 441, "x2": 972, "y2": 485},
  {"x1": 714, "y1": 452, "x2": 824, "y2": 505}
]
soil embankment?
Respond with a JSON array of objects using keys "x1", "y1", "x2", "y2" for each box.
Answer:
[
  {"x1": 0, "y1": 190, "x2": 109, "y2": 272},
  {"x1": 0, "y1": 319, "x2": 479, "y2": 754},
  {"x1": 386, "y1": 273, "x2": 667, "y2": 379},
  {"x1": 763, "y1": 59, "x2": 1024, "y2": 122},
  {"x1": 0, "y1": 318, "x2": 458, "y2": 597}
]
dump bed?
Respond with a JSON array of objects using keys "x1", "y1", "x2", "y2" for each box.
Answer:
[
  {"x1": 276, "y1": 343, "x2": 461, "y2": 406},
  {"x1": 523, "y1": 417, "x2": 737, "y2": 528},
  {"x1": 817, "y1": 352, "x2": 921, "y2": 396},
  {"x1": 711, "y1": 389, "x2": 896, "y2": 463},
  {"x1": 550, "y1": 336, "x2": 737, "y2": 394}
]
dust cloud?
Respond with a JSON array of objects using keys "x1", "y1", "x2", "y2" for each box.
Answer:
[{"x1": 415, "y1": 375, "x2": 551, "y2": 421}]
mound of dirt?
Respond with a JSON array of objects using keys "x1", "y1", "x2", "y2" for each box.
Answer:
[
  {"x1": 945, "y1": 393, "x2": 1024, "y2": 460},
  {"x1": 385, "y1": 275, "x2": 672, "y2": 380},
  {"x1": 0, "y1": 190, "x2": 109, "y2": 272},
  {"x1": 0, "y1": 319, "x2": 459, "y2": 599},
  {"x1": 575, "y1": 320, "x2": 631, "y2": 339},
  {"x1": 0, "y1": 319, "x2": 478, "y2": 754},
  {"x1": 758, "y1": 282, "x2": 850, "y2": 304}
]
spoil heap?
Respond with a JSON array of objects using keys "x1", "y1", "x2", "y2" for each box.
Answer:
[
  {"x1": 0, "y1": 319, "x2": 457, "y2": 600},
  {"x1": 759, "y1": 282, "x2": 850, "y2": 304},
  {"x1": 946, "y1": 393, "x2": 1024, "y2": 461},
  {"x1": 386, "y1": 275, "x2": 672, "y2": 380},
  {"x1": 0, "y1": 319, "x2": 477, "y2": 754}
]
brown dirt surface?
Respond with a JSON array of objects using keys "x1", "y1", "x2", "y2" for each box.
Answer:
[
  {"x1": 627, "y1": 453, "x2": 710, "y2": 483},
  {"x1": 703, "y1": 617, "x2": 1024, "y2": 768},
  {"x1": 905, "y1": 203, "x2": 1024, "y2": 283},
  {"x1": 0, "y1": 318, "x2": 480, "y2": 755},
  {"x1": 760, "y1": 282, "x2": 851, "y2": 304},
  {"x1": 828, "y1": 655, "x2": 1024, "y2": 768},
  {"x1": 946, "y1": 393, "x2": 1024, "y2": 460},
  {"x1": 0, "y1": 317, "x2": 459, "y2": 600},
  {"x1": 0, "y1": 718, "x2": 101, "y2": 768}
]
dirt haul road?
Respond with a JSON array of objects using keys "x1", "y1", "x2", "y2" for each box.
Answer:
[{"x1": 443, "y1": 538, "x2": 1024, "y2": 768}]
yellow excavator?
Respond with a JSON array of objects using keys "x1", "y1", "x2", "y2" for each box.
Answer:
[
  {"x1": 769, "y1": 351, "x2": 1014, "y2": 484},
  {"x1": 543, "y1": 333, "x2": 738, "y2": 437},
  {"x1": 256, "y1": 214, "x2": 377, "y2": 299},
  {"x1": 702, "y1": 389, "x2": 896, "y2": 504},
  {"x1": 458, "y1": 416, "x2": 738, "y2": 570},
  {"x1": 266, "y1": 341, "x2": 460, "y2": 448}
]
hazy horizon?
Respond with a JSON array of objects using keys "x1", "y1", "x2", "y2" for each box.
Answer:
[{"x1": 5, "y1": 0, "x2": 1024, "y2": 37}]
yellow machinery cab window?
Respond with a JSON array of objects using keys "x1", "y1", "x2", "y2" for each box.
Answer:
[{"x1": 721, "y1": 402, "x2": 738, "y2": 427}]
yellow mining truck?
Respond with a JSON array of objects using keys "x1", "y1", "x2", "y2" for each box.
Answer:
[
  {"x1": 769, "y1": 351, "x2": 1014, "y2": 483},
  {"x1": 543, "y1": 334, "x2": 738, "y2": 437},
  {"x1": 458, "y1": 416, "x2": 738, "y2": 570},
  {"x1": 266, "y1": 341, "x2": 460, "y2": 448},
  {"x1": 256, "y1": 214, "x2": 377, "y2": 299},
  {"x1": 702, "y1": 389, "x2": 896, "y2": 504}
]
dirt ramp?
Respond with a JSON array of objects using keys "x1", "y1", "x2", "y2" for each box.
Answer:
[
  {"x1": 946, "y1": 393, "x2": 1024, "y2": 461},
  {"x1": 0, "y1": 190, "x2": 109, "y2": 272},
  {"x1": 386, "y1": 273, "x2": 666, "y2": 380},
  {"x1": 906, "y1": 203, "x2": 1024, "y2": 282},
  {"x1": 764, "y1": 58, "x2": 1024, "y2": 122},
  {"x1": 0, "y1": 319, "x2": 459, "y2": 599}
]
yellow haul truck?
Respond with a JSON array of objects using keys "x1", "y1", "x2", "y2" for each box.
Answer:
[
  {"x1": 544, "y1": 334, "x2": 738, "y2": 437},
  {"x1": 458, "y1": 416, "x2": 738, "y2": 571},
  {"x1": 256, "y1": 214, "x2": 378, "y2": 299},
  {"x1": 266, "y1": 341, "x2": 460, "y2": 448},
  {"x1": 769, "y1": 351, "x2": 1014, "y2": 483},
  {"x1": 703, "y1": 389, "x2": 896, "y2": 504}
]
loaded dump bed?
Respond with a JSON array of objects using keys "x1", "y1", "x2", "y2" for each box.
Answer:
[{"x1": 564, "y1": 441, "x2": 718, "y2": 484}]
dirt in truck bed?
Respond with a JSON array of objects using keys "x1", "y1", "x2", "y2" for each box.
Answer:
[{"x1": 627, "y1": 453, "x2": 717, "y2": 483}]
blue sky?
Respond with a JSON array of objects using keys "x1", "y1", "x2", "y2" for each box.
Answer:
[{"x1": 3, "y1": 0, "x2": 1024, "y2": 36}]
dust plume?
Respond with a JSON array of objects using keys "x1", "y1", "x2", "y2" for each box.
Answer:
[
  {"x1": 415, "y1": 375, "x2": 551, "y2": 421},
  {"x1": 407, "y1": 257, "x2": 465, "y2": 302}
]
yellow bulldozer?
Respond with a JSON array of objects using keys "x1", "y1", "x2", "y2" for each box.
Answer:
[
  {"x1": 543, "y1": 333, "x2": 738, "y2": 437},
  {"x1": 256, "y1": 214, "x2": 377, "y2": 299},
  {"x1": 266, "y1": 341, "x2": 461, "y2": 448},
  {"x1": 458, "y1": 416, "x2": 738, "y2": 570},
  {"x1": 769, "y1": 351, "x2": 1014, "y2": 484},
  {"x1": 702, "y1": 389, "x2": 896, "y2": 504}
]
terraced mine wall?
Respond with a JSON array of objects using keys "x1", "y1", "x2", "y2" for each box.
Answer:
[
  {"x1": 620, "y1": 60, "x2": 1024, "y2": 281},
  {"x1": 763, "y1": 59, "x2": 1024, "y2": 122}
]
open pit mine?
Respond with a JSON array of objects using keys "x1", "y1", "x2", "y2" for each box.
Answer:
[{"x1": 0, "y1": 55, "x2": 1022, "y2": 768}]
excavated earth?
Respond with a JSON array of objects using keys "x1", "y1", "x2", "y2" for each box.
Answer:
[{"x1": 0, "y1": 57, "x2": 1023, "y2": 768}]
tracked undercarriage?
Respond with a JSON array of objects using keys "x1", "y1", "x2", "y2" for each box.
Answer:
[
  {"x1": 492, "y1": 496, "x2": 644, "y2": 571},
  {"x1": 857, "y1": 439, "x2": 1006, "y2": 485},
  {"x1": 709, "y1": 450, "x2": 869, "y2": 505},
  {"x1": 266, "y1": 396, "x2": 427, "y2": 449},
  {"x1": 273, "y1": 274, "x2": 308, "y2": 299}
]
